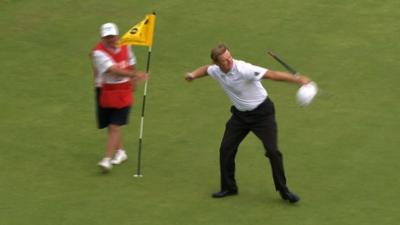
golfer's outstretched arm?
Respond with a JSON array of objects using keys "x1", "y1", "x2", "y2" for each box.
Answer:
[
  {"x1": 185, "y1": 65, "x2": 209, "y2": 82},
  {"x1": 263, "y1": 70, "x2": 310, "y2": 85}
]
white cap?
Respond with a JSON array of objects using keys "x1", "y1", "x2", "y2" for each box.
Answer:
[
  {"x1": 100, "y1": 22, "x2": 119, "y2": 37},
  {"x1": 296, "y1": 81, "x2": 318, "y2": 106}
]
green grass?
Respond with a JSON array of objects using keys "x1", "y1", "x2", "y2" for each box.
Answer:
[{"x1": 1, "y1": 0, "x2": 400, "y2": 224}]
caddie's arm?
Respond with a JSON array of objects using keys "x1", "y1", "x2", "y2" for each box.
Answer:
[
  {"x1": 107, "y1": 65, "x2": 148, "y2": 79},
  {"x1": 263, "y1": 70, "x2": 310, "y2": 85},
  {"x1": 185, "y1": 65, "x2": 210, "y2": 82}
]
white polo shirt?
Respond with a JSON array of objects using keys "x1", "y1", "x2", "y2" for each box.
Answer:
[
  {"x1": 207, "y1": 59, "x2": 268, "y2": 111},
  {"x1": 92, "y1": 45, "x2": 137, "y2": 87}
]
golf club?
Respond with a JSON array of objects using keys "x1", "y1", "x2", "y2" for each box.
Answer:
[
  {"x1": 267, "y1": 51, "x2": 298, "y2": 75},
  {"x1": 267, "y1": 51, "x2": 321, "y2": 106}
]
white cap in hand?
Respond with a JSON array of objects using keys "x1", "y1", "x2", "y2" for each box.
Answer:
[{"x1": 296, "y1": 81, "x2": 318, "y2": 106}]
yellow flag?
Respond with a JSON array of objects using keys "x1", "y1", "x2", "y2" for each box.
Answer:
[{"x1": 119, "y1": 13, "x2": 156, "y2": 47}]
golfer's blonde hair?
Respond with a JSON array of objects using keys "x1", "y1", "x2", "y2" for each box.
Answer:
[{"x1": 210, "y1": 43, "x2": 229, "y2": 63}]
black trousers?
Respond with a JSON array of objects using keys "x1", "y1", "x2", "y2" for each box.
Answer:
[{"x1": 219, "y1": 98, "x2": 288, "y2": 192}]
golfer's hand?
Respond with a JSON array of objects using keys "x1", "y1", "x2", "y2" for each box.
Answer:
[
  {"x1": 185, "y1": 73, "x2": 195, "y2": 82},
  {"x1": 296, "y1": 75, "x2": 311, "y2": 85}
]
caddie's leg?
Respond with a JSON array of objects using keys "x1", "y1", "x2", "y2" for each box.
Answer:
[{"x1": 106, "y1": 124, "x2": 121, "y2": 158}]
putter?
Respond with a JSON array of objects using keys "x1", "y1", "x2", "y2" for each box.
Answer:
[
  {"x1": 267, "y1": 51, "x2": 298, "y2": 75},
  {"x1": 267, "y1": 51, "x2": 329, "y2": 104},
  {"x1": 267, "y1": 51, "x2": 331, "y2": 99}
]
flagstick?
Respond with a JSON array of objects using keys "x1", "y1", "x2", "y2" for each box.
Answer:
[{"x1": 134, "y1": 46, "x2": 152, "y2": 178}]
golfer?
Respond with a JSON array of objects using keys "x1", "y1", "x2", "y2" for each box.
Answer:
[
  {"x1": 185, "y1": 44, "x2": 312, "y2": 203},
  {"x1": 90, "y1": 22, "x2": 147, "y2": 172}
]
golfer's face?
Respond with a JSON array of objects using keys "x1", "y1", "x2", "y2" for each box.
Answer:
[
  {"x1": 102, "y1": 35, "x2": 119, "y2": 49},
  {"x1": 217, "y1": 50, "x2": 233, "y2": 73}
]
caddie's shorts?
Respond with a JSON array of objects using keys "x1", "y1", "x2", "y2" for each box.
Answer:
[{"x1": 96, "y1": 88, "x2": 131, "y2": 129}]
